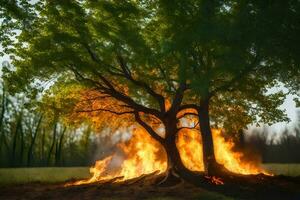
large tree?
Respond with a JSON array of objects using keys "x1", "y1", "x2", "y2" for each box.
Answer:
[
  {"x1": 4, "y1": 0, "x2": 197, "y2": 179},
  {"x1": 153, "y1": 0, "x2": 300, "y2": 175},
  {"x1": 4, "y1": 0, "x2": 300, "y2": 180}
]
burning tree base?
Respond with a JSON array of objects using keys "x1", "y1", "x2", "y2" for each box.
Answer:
[{"x1": 77, "y1": 128, "x2": 271, "y2": 186}]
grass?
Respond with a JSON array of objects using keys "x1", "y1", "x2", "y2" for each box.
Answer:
[
  {"x1": 0, "y1": 164, "x2": 299, "y2": 185},
  {"x1": 263, "y1": 164, "x2": 300, "y2": 176},
  {"x1": 0, "y1": 167, "x2": 90, "y2": 185}
]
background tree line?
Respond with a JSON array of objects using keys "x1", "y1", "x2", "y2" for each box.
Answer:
[
  {"x1": 0, "y1": 81, "x2": 100, "y2": 167},
  {"x1": 244, "y1": 116, "x2": 300, "y2": 163}
]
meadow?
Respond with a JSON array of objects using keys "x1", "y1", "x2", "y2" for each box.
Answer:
[
  {"x1": 0, "y1": 167, "x2": 90, "y2": 185},
  {"x1": 263, "y1": 164, "x2": 300, "y2": 177}
]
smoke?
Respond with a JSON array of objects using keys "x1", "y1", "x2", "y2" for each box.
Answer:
[
  {"x1": 111, "y1": 128, "x2": 132, "y2": 144},
  {"x1": 91, "y1": 127, "x2": 134, "y2": 171}
]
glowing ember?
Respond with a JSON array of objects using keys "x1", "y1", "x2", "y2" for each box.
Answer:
[{"x1": 204, "y1": 176, "x2": 224, "y2": 185}]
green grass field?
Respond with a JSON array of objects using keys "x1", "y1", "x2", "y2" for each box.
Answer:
[
  {"x1": 0, "y1": 164, "x2": 299, "y2": 185},
  {"x1": 0, "y1": 167, "x2": 90, "y2": 185},
  {"x1": 263, "y1": 164, "x2": 300, "y2": 177}
]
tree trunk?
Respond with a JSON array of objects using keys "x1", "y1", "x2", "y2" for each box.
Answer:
[
  {"x1": 41, "y1": 128, "x2": 46, "y2": 166},
  {"x1": 198, "y1": 98, "x2": 218, "y2": 175},
  {"x1": 55, "y1": 126, "x2": 66, "y2": 166},
  {"x1": 47, "y1": 123, "x2": 57, "y2": 166},
  {"x1": 0, "y1": 87, "x2": 6, "y2": 152},
  {"x1": 136, "y1": 112, "x2": 203, "y2": 184},
  {"x1": 27, "y1": 115, "x2": 43, "y2": 166},
  {"x1": 19, "y1": 124, "x2": 24, "y2": 166},
  {"x1": 161, "y1": 117, "x2": 200, "y2": 184},
  {"x1": 11, "y1": 115, "x2": 22, "y2": 167},
  {"x1": 198, "y1": 98, "x2": 230, "y2": 176}
]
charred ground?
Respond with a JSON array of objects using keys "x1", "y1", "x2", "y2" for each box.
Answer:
[{"x1": 1, "y1": 174, "x2": 300, "y2": 200}]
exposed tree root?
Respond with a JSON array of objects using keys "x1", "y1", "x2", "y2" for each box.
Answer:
[
  {"x1": 157, "y1": 169, "x2": 181, "y2": 186},
  {"x1": 125, "y1": 170, "x2": 160, "y2": 185}
]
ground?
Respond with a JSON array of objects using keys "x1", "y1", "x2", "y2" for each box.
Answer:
[
  {"x1": 0, "y1": 182, "x2": 233, "y2": 200},
  {"x1": 0, "y1": 165, "x2": 300, "y2": 200}
]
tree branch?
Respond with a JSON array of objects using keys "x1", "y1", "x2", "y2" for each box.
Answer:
[
  {"x1": 116, "y1": 55, "x2": 166, "y2": 112},
  {"x1": 134, "y1": 112, "x2": 164, "y2": 143},
  {"x1": 169, "y1": 82, "x2": 187, "y2": 113},
  {"x1": 209, "y1": 55, "x2": 261, "y2": 98},
  {"x1": 76, "y1": 108, "x2": 134, "y2": 116},
  {"x1": 177, "y1": 112, "x2": 198, "y2": 120},
  {"x1": 80, "y1": 44, "x2": 164, "y2": 118},
  {"x1": 178, "y1": 121, "x2": 199, "y2": 131},
  {"x1": 68, "y1": 54, "x2": 162, "y2": 119}
]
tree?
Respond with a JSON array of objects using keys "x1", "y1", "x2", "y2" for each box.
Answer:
[
  {"x1": 27, "y1": 114, "x2": 43, "y2": 166},
  {"x1": 4, "y1": 0, "x2": 300, "y2": 180},
  {"x1": 5, "y1": 0, "x2": 195, "y2": 179},
  {"x1": 153, "y1": 0, "x2": 300, "y2": 175}
]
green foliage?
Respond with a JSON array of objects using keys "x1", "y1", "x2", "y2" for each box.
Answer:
[
  {"x1": 155, "y1": 0, "x2": 299, "y2": 130},
  {"x1": 3, "y1": 0, "x2": 300, "y2": 133},
  {"x1": 0, "y1": 0, "x2": 36, "y2": 56}
]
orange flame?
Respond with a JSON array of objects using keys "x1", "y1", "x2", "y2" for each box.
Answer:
[
  {"x1": 212, "y1": 129, "x2": 270, "y2": 175},
  {"x1": 73, "y1": 127, "x2": 167, "y2": 185},
  {"x1": 178, "y1": 128, "x2": 270, "y2": 175},
  {"x1": 177, "y1": 129, "x2": 204, "y2": 171},
  {"x1": 73, "y1": 126, "x2": 270, "y2": 185}
]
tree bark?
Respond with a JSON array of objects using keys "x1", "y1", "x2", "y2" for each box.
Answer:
[
  {"x1": 198, "y1": 98, "x2": 216, "y2": 174},
  {"x1": 0, "y1": 87, "x2": 6, "y2": 152},
  {"x1": 136, "y1": 113, "x2": 197, "y2": 183},
  {"x1": 198, "y1": 98, "x2": 229, "y2": 176},
  {"x1": 136, "y1": 109, "x2": 203, "y2": 185},
  {"x1": 55, "y1": 126, "x2": 66, "y2": 166},
  {"x1": 41, "y1": 128, "x2": 46, "y2": 166},
  {"x1": 161, "y1": 116, "x2": 201, "y2": 183},
  {"x1": 163, "y1": 120, "x2": 182, "y2": 178},
  {"x1": 27, "y1": 115, "x2": 43, "y2": 166},
  {"x1": 19, "y1": 123, "x2": 24, "y2": 166},
  {"x1": 47, "y1": 122, "x2": 57, "y2": 166},
  {"x1": 11, "y1": 115, "x2": 22, "y2": 167}
]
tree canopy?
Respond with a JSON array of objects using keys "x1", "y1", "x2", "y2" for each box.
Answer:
[{"x1": 5, "y1": 0, "x2": 299, "y2": 129}]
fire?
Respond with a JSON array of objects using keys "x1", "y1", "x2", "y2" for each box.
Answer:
[
  {"x1": 178, "y1": 128, "x2": 270, "y2": 175},
  {"x1": 73, "y1": 127, "x2": 167, "y2": 185},
  {"x1": 212, "y1": 129, "x2": 269, "y2": 175},
  {"x1": 73, "y1": 125, "x2": 270, "y2": 185},
  {"x1": 177, "y1": 129, "x2": 204, "y2": 171}
]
